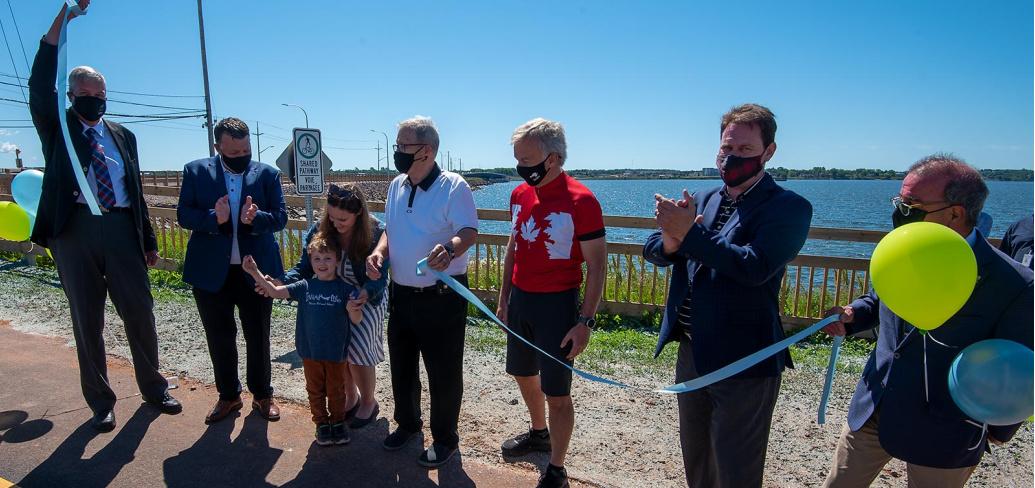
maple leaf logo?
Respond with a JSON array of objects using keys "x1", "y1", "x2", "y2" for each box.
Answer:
[
  {"x1": 520, "y1": 215, "x2": 540, "y2": 243},
  {"x1": 544, "y1": 212, "x2": 574, "y2": 259}
]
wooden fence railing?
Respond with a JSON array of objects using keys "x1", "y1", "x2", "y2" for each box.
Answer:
[
  {"x1": 1, "y1": 180, "x2": 1004, "y2": 330},
  {"x1": 136, "y1": 204, "x2": 886, "y2": 328}
]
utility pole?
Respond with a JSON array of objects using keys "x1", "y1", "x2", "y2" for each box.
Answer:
[
  {"x1": 447, "y1": 150, "x2": 451, "y2": 171},
  {"x1": 458, "y1": 156, "x2": 462, "y2": 173},
  {"x1": 253, "y1": 121, "x2": 265, "y2": 161},
  {"x1": 196, "y1": 0, "x2": 215, "y2": 156},
  {"x1": 374, "y1": 140, "x2": 381, "y2": 172}
]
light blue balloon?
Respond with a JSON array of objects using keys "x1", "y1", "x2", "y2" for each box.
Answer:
[
  {"x1": 11, "y1": 170, "x2": 43, "y2": 218},
  {"x1": 949, "y1": 339, "x2": 1034, "y2": 426}
]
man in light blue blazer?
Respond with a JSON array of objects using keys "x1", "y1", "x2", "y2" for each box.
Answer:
[{"x1": 177, "y1": 117, "x2": 288, "y2": 424}]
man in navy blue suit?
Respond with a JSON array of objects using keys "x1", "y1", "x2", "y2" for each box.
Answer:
[
  {"x1": 821, "y1": 155, "x2": 1033, "y2": 487},
  {"x1": 644, "y1": 104, "x2": 813, "y2": 487},
  {"x1": 177, "y1": 117, "x2": 288, "y2": 424}
]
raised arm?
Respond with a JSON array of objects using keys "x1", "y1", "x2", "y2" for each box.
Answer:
[{"x1": 242, "y1": 255, "x2": 290, "y2": 300}]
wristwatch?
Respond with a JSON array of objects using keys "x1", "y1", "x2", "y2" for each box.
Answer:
[{"x1": 577, "y1": 315, "x2": 596, "y2": 329}]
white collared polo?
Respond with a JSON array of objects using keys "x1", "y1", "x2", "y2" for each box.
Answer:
[{"x1": 384, "y1": 165, "x2": 478, "y2": 287}]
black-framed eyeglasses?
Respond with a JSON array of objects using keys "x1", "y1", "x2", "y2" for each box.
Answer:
[
  {"x1": 891, "y1": 196, "x2": 954, "y2": 217},
  {"x1": 327, "y1": 184, "x2": 363, "y2": 212},
  {"x1": 393, "y1": 143, "x2": 427, "y2": 153}
]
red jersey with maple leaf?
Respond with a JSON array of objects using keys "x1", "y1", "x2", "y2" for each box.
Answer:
[{"x1": 509, "y1": 172, "x2": 605, "y2": 292}]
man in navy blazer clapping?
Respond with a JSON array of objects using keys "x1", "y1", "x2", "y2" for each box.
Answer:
[
  {"x1": 177, "y1": 117, "x2": 288, "y2": 424},
  {"x1": 821, "y1": 155, "x2": 1033, "y2": 487},
  {"x1": 644, "y1": 104, "x2": 813, "y2": 488}
]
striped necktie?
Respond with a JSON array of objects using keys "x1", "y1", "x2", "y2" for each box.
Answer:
[{"x1": 85, "y1": 127, "x2": 117, "y2": 210}]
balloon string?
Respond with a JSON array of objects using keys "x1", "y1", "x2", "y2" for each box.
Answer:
[
  {"x1": 926, "y1": 331, "x2": 956, "y2": 348},
  {"x1": 967, "y1": 422, "x2": 987, "y2": 451},
  {"x1": 922, "y1": 333, "x2": 929, "y2": 403}
]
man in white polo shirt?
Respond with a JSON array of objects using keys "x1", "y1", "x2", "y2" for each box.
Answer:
[{"x1": 366, "y1": 116, "x2": 478, "y2": 468}]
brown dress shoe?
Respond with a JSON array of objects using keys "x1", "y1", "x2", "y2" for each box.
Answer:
[
  {"x1": 205, "y1": 397, "x2": 243, "y2": 424},
  {"x1": 252, "y1": 398, "x2": 281, "y2": 421}
]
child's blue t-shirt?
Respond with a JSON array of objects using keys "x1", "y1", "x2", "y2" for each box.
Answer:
[{"x1": 286, "y1": 278, "x2": 356, "y2": 362}]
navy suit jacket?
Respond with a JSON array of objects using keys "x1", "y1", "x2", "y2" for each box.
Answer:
[
  {"x1": 643, "y1": 173, "x2": 813, "y2": 378},
  {"x1": 845, "y1": 233, "x2": 1034, "y2": 469},
  {"x1": 177, "y1": 157, "x2": 288, "y2": 292}
]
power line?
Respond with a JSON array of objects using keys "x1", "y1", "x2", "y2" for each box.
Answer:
[
  {"x1": 4, "y1": 0, "x2": 28, "y2": 71},
  {"x1": 0, "y1": 15, "x2": 25, "y2": 104},
  {"x1": 0, "y1": 80, "x2": 204, "y2": 111},
  {"x1": 0, "y1": 73, "x2": 203, "y2": 99}
]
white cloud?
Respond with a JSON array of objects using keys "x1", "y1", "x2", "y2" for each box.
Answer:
[
  {"x1": 0, "y1": 142, "x2": 18, "y2": 153},
  {"x1": 0, "y1": 129, "x2": 14, "y2": 136}
]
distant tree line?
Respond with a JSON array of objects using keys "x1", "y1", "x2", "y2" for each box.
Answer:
[{"x1": 465, "y1": 166, "x2": 1033, "y2": 182}]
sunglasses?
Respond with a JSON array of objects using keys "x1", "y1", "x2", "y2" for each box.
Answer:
[
  {"x1": 891, "y1": 196, "x2": 954, "y2": 218},
  {"x1": 327, "y1": 184, "x2": 363, "y2": 212}
]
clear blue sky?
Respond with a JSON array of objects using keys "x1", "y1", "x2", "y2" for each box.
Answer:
[{"x1": 1, "y1": 0, "x2": 1031, "y2": 171}]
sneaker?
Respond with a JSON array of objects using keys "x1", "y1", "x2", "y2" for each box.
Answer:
[
  {"x1": 383, "y1": 428, "x2": 418, "y2": 451},
  {"x1": 536, "y1": 464, "x2": 570, "y2": 488},
  {"x1": 331, "y1": 422, "x2": 351, "y2": 445},
  {"x1": 501, "y1": 428, "x2": 551, "y2": 456},
  {"x1": 315, "y1": 423, "x2": 334, "y2": 446},
  {"x1": 417, "y1": 443, "x2": 457, "y2": 469}
]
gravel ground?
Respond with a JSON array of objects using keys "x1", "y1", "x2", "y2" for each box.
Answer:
[{"x1": 0, "y1": 263, "x2": 1030, "y2": 487}]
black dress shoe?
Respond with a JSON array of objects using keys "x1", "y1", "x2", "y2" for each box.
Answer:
[
  {"x1": 92, "y1": 410, "x2": 116, "y2": 432},
  {"x1": 143, "y1": 393, "x2": 183, "y2": 415}
]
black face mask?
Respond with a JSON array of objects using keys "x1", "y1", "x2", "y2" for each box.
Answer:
[
  {"x1": 394, "y1": 150, "x2": 416, "y2": 174},
  {"x1": 718, "y1": 153, "x2": 764, "y2": 187},
  {"x1": 72, "y1": 95, "x2": 106, "y2": 122},
  {"x1": 891, "y1": 200, "x2": 954, "y2": 229},
  {"x1": 516, "y1": 154, "x2": 550, "y2": 186},
  {"x1": 222, "y1": 153, "x2": 252, "y2": 174}
]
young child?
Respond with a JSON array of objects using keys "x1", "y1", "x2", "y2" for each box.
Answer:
[{"x1": 243, "y1": 235, "x2": 363, "y2": 446}]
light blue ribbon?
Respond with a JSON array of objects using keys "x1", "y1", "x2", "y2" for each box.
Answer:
[
  {"x1": 416, "y1": 258, "x2": 843, "y2": 399},
  {"x1": 415, "y1": 258, "x2": 632, "y2": 388},
  {"x1": 56, "y1": 1, "x2": 100, "y2": 215},
  {"x1": 653, "y1": 315, "x2": 840, "y2": 394},
  {"x1": 817, "y1": 335, "x2": 843, "y2": 424}
]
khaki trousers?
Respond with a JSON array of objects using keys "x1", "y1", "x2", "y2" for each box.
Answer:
[{"x1": 823, "y1": 412, "x2": 977, "y2": 488}]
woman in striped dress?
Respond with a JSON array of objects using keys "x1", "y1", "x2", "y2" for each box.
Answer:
[{"x1": 279, "y1": 183, "x2": 388, "y2": 428}]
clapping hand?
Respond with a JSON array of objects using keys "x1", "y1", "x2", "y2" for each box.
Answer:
[
  {"x1": 215, "y1": 195, "x2": 231, "y2": 224},
  {"x1": 655, "y1": 189, "x2": 701, "y2": 254},
  {"x1": 241, "y1": 196, "x2": 258, "y2": 224}
]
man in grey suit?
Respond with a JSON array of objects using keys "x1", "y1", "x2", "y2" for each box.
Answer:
[{"x1": 28, "y1": 0, "x2": 180, "y2": 432}]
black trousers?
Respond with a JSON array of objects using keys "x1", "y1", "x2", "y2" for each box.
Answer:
[
  {"x1": 50, "y1": 207, "x2": 168, "y2": 415},
  {"x1": 675, "y1": 335, "x2": 781, "y2": 488},
  {"x1": 387, "y1": 277, "x2": 468, "y2": 449},
  {"x1": 192, "y1": 266, "x2": 273, "y2": 401}
]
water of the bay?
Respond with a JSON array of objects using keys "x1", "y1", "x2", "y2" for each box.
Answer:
[{"x1": 469, "y1": 177, "x2": 1034, "y2": 258}]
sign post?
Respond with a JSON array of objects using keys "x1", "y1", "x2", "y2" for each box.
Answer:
[{"x1": 292, "y1": 128, "x2": 324, "y2": 226}]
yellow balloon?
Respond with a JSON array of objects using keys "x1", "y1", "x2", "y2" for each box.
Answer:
[
  {"x1": 870, "y1": 222, "x2": 977, "y2": 331},
  {"x1": 0, "y1": 201, "x2": 30, "y2": 242}
]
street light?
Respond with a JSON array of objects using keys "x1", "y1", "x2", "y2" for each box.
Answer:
[
  {"x1": 258, "y1": 144, "x2": 275, "y2": 162},
  {"x1": 370, "y1": 129, "x2": 389, "y2": 172},
  {"x1": 281, "y1": 103, "x2": 309, "y2": 128}
]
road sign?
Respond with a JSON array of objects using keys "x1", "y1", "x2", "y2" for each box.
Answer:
[
  {"x1": 275, "y1": 142, "x2": 332, "y2": 185},
  {"x1": 292, "y1": 128, "x2": 324, "y2": 195}
]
